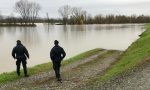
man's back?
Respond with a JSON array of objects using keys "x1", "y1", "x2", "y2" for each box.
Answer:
[
  {"x1": 12, "y1": 43, "x2": 29, "y2": 60},
  {"x1": 50, "y1": 45, "x2": 66, "y2": 61}
]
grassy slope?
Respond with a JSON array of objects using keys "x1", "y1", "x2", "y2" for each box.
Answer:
[
  {"x1": 101, "y1": 24, "x2": 150, "y2": 81},
  {"x1": 0, "y1": 48, "x2": 101, "y2": 84}
]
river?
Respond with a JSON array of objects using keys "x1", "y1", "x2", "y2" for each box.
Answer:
[{"x1": 0, "y1": 24, "x2": 145, "y2": 73}]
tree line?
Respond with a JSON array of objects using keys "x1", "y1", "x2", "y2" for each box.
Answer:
[
  {"x1": 58, "y1": 5, "x2": 150, "y2": 25},
  {"x1": 85, "y1": 14, "x2": 150, "y2": 24},
  {"x1": 0, "y1": 3, "x2": 150, "y2": 26}
]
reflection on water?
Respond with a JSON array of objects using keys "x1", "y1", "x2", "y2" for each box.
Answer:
[{"x1": 0, "y1": 24, "x2": 145, "y2": 73}]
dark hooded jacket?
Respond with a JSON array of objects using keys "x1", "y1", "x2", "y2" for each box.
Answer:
[
  {"x1": 12, "y1": 43, "x2": 29, "y2": 60},
  {"x1": 50, "y1": 45, "x2": 66, "y2": 61}
]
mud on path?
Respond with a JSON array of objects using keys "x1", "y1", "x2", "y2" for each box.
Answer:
[{"x1": 0, "y1": 50, "x2": 122, "y2": 90}]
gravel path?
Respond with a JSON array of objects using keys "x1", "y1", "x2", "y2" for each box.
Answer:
[
  {"x1": 97, "y1": 63, "x2": 150, "y2": 90},
  {"x1": 0, "y1": 50, "x2": 122, "y2": 90}
]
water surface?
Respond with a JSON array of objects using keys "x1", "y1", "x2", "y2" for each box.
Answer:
[{"x1": 0, "y1": 24, "x2": 145, "y2": 73}]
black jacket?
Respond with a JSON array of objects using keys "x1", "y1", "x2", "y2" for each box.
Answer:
[
  {"x1": 12, "y1": 43, "x2": 29, "y2": 60},
  {"x1": 50, "y1": 45, "x2": 66, "y2": 61}
]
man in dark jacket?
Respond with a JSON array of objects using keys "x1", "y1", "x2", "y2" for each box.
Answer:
[
  {"x1": 50, "y1": 40, "x2": 66, "y2": 81},
  {"x1": 12, "y1": 40, "x2": 29, "y2": 77}
]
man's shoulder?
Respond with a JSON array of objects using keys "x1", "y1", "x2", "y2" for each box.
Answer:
[
  {"x1": 53, "y1": 45, "x2": 61, "y2": 48},
  {"x1": 15, "y1": 44, "x2": 26, "y2": 49},
  {"x1": 58, "y1": 46, "x2": 64, "y2": 50},
  {"x1": 13, "y1": 46, "x2": 16, "y2": 50},
  {"x1": 22, "y1": 45, "x2": 26, "y2": 49},
  {"x1": 52, "y1": 46, "x2": 63, "y2": 51},
  {"x1": 51, "y1": 46, "x2": 56, "y2": 51},
  {"x1": 59, "y1": 46, "x2": 63, "y2": 48}
]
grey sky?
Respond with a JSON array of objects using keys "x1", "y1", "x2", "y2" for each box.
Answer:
[{"x1": 0, "y1": 0, "x2": 150, "y2": 18}]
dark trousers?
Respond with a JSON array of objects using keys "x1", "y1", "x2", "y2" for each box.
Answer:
[
  {"x1": 52, "y1": 60, "x2": 61, "y2": 79},
  {"x1": 16, "y1": 60, "x2": 27, "y2": 76}
]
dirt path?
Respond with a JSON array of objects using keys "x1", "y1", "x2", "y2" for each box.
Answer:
[
  {"x1": 0, "y1": 50, "x2": 122, "y2": 90},
  {"x1": 96, "y1": 63, "x2": 150, "y2": 90}
]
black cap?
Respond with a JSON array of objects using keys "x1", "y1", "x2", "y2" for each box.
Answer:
[{"x1": 54, "y1": 40, "x2": 59, "y2": 45}]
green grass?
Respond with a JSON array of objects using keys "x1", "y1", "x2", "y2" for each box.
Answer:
[
  {"x1": 0, "y1": 48, "x2": 101, "y2": 84},
  {"x1": 101, "y1": 24, "x2": 150, "y2": 81}
]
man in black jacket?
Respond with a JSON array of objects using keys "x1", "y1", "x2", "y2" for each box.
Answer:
[
  {"x1": 12, "y1": 40, "x2": 29, "y2": 77},
  {"x1": 50, "y1": 40, "x2": 66, "y2": 81}
]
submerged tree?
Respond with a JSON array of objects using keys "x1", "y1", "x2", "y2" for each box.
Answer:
[
  {"x1": 58, "y1": 5, "x2": 71, "y2": 25},
  {"x1": 58, "y1": 5, "x2": 88, "y2": 25},
  {"x1": 28, "y1": 2, "x2": 41, "y2": 24},
  {"x1": 0, "y1": 11, "x2": 3, "y2": 24},
  {"x1": 71, "y1": 7, "x2": 87, "y2": 24},
  {"x1": 15, "y1": 0, "x2": 41, "y2": 24}
]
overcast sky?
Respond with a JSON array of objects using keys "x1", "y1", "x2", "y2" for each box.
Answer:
[{"x1": 0, "y1": 0, "x2": 150, "y2": 18}]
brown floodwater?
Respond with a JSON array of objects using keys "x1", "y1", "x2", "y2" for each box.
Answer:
[{"x1": 0, "y1": 24, "x2": 145, "y2": 73}]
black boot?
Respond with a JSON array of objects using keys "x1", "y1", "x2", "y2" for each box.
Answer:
[{"x1": 24, "y1": 74, "x2": 29, "y2": 77}]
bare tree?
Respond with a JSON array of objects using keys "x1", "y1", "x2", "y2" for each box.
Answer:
[
  {"x1": 71, "y1": 7, "x2": 85, "y2": 24},
  {"x1": 15, "y1": 0, "x2": 29, "y2": 24},
  {"x1": 0, "y1": 11, "x2": 3, "y2": 23},
  {"x1": 82, "y1": 10, "x2": 87, "y2": 23},
  {"x1": 58, "y1": 5, "x2": 71, "y2": 25},
  {"x1": 0, "y1": 11, "x2": 2, "y2": 18},
  {"x1": 15, "y1": 0, "x2": 41, "y2": 25},
  {"x1": 46, "y1": 12, "x2": 50, "y2": 23},
  {"x1": 28, "y1": 2, "x2": 41, "y2": 24}
]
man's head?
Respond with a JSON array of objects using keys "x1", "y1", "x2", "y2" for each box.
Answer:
[
  {"x1": 54, "y1": 40, "x2": 59, "y2": 45},
  {"x1": 16, "y1": 40, "x2": 21, "y2": 44}
]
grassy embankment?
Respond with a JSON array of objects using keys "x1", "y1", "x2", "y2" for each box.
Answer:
[
  {"x1": 0, "y1": 48, "x2": 101, "y2": 84},
  {"x1": 100, "y1": 24, "x2": 150, "y2": 81}
]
